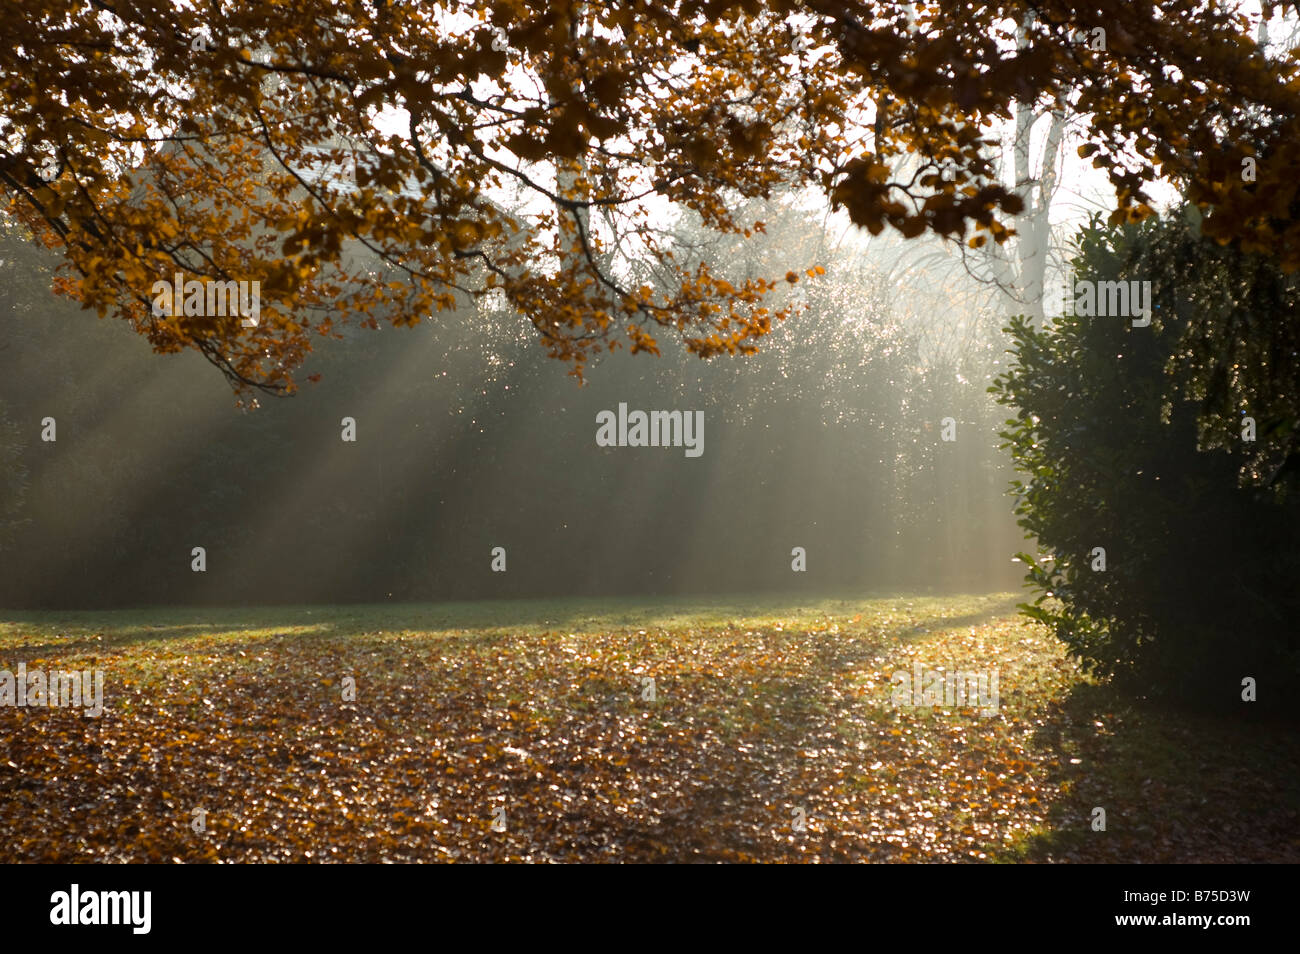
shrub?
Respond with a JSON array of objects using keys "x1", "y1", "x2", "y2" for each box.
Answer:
[{"x1": 992, "y1": 211, "x2": 1300, "y2": 708}]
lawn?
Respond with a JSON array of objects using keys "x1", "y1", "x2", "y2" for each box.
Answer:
[{"x1": 1, "y1": 592, "x2": 1296, "y2": 862}]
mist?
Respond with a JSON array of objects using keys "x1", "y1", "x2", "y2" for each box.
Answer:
[{"x1": 0, "y1": 191, "x2": 1027, "y2": 609}]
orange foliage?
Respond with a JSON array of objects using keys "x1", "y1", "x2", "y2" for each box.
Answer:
[{"x1": 1, "y1": 1, "x2": 1296, "y2": 394}]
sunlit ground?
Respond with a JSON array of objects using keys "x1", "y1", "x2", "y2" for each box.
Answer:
[{"x1": 1, "y1": 593, "x2": 1296, "y2": 862}]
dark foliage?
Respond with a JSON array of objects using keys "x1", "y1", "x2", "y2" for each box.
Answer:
[{"x1": 993, "y1": 211, "x2": 1300, "y2": 708}]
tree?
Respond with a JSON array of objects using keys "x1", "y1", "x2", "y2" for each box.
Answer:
[
  {"x1": 2, "y1": 1, "x2": 1298, "y2": 396},
  {"x1": 1094, "y1": 207, "x2": 1300, "y2": 491},
  {"x1": 992, "y1": 210, "x2": 1300, "y2": 706}
]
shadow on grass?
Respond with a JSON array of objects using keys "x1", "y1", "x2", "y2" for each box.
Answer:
[
  {"x1": 1010, "y1": 681, "x2": 1300, "y2": 863},
  {"x1": 0, "y1": 622, "x2": 265, "y2": 659},
  {"x1": 0, "y1": 591, "x2": 1021, "y2": 647}
]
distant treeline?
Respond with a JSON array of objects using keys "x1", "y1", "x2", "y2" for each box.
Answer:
[{"x1": 0, "y1": 230, "x2": 1022, "y2": 608}]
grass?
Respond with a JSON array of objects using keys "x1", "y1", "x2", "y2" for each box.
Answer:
[{"x1": 1, "y1": 592, "x2": 1296, "y2": 862}]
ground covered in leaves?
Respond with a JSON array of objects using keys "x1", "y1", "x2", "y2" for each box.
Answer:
[{"x1": 2, "y1": 593, "x2": 1297, "y2": 863}]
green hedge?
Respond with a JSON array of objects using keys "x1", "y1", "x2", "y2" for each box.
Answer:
[{"x1": 991, "y1": 211, "x2": 1300, "y2": 709}]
